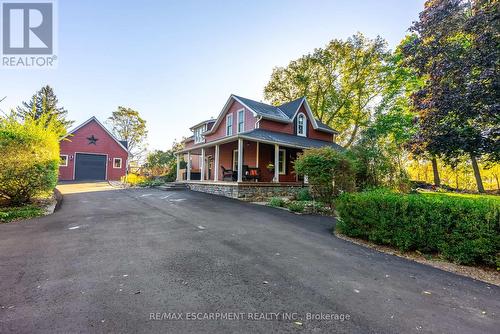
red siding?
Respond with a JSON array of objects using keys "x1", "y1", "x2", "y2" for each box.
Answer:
[
  {"x1": 298, "y1": 105, "x2": 333, "y2": 141},
  {"x1": 259, "y1": 119, "x2": 294, "y2": 134},
  {"x1": 258, "y1": 105, "x2": 333, "y2": 142},
  {"x1": 184, "y1": 140, "x2": 195, "y2": 149},
  {"x1": 205, "y1": 101, "x2": 256, "y2": 142},
  {"x1": 59, "y1": 119, "x2": 128, "y2": 181}
]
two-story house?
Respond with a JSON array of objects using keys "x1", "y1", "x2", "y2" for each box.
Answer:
[{"x1": 175, "y1": 94, "x2": 342, "y2": 198}]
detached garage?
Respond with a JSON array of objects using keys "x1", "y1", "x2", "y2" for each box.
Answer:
[{"x1": 59, "y1": 116, "x2": 129, "y2": 181}]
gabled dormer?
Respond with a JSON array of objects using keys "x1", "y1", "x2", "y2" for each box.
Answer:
[{"x1": 189, "y1": 119, "x2": 215, "y2": 144}]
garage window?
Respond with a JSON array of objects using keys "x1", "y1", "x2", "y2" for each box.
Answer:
[
  {"x1": 60, "y1": 155, "x2": 68, "y2": 167},
  {"x1": 113, "y1": 158, "x2": 122, "y2": 169}
]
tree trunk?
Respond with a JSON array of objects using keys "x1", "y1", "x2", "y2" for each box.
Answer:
[
  {"x1": 431, "y1": 157, "x2": 441, "y2": 187},
  {"x1": 470, "y1": 153, "x2": 485, "y2": 193}
]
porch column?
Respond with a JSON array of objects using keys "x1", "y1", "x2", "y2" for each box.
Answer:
[
  {"x1": 274, "y1": 144, "x2": 279, "y2": 183},
  {"x1": 187, "y1": 151, "x2": 191, "y2": 181},
  {"x1": 176, "y1": 154, "x2": 180, "y2": 181},
  {"x1": 256, "y1": 142, "x2": 259, "y2": 168},
  {"x1": 200, "y1": 148, "x2": 205, "y2": 181},
  {"x1": 237, "y1": 138, "x2": 243, "y2": 182},
  {"x1": 214, "y1": 145, "x2": 219, "y2": 182}
]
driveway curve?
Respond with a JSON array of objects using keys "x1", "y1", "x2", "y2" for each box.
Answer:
[{"x1": 0, "y1": 182, "x2": 498, "y2": 333}]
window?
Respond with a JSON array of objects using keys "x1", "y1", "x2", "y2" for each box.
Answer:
[
  {"x1": 226, "y1": 114, "x2": 233, "y2": 136},
  {"x1": 297, "y1": 113, "x2": 306, "y2": 137},
  {"x1": 113, "y1": 158, "x2": 122, "y2": 169},
  {"x1": 194, "y1": 125, "x2": 206, "y2": 144},
  {"x1": 279, "y1": 149, "x2": 286, "y2": 174},
  {"x1": 237, "y1": 109, "x2": 245, "y2": 133},
  {"x1": 59, "y1": 155, "x2": 68, "y2": 167},
  {"x1": 232, "y1": 149, "x2": 238, "y2": 171}
]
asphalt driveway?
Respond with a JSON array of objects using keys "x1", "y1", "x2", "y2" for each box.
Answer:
[{"x1": 0, "y1": 182, "x2": 498, "y2": 333}]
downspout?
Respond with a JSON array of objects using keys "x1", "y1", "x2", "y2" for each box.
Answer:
[{"x1": 255, "y1": 116, "x2": 262, "y2": 129}]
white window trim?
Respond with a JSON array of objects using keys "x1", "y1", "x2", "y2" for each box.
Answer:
[
  {"x1": 113, "y1": 158, "x2": 122, "y2": 169},
  {"x1": 60, "y1": 154, "x2": 68, "y2": 167},
  {"x1": 297, "y1": 112, "x2": 307, "y2": 137},
  {"x1": 236, "y1": 108, "x2": 245, "y2": 133},
  {"x1": 279, "y1": 149, "x2": 286, "y2": 175},
  {"x1": 226, "y1": 114, "x2": 233, "y2": 136},
  {"x1": 232, "y1": 149, "x2": 238, "y2": 171}
]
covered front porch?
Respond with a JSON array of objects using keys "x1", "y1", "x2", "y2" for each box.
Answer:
[{"x1": 176, "y1": 138, "x2": 304, "y2": 184}]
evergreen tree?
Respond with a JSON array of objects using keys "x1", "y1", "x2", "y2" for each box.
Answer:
[{"x1": 17, "y1": 85, "x2": 73, "y2": 137}]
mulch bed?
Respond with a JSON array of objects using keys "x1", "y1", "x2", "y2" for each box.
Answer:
[{"x1": 335, "y1": 232, "x2": 499, "y2": 286}]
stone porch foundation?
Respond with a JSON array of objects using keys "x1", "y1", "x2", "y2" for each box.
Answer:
[{"x1": 183, "y1": 181, "x2": 305, "y2": 201}]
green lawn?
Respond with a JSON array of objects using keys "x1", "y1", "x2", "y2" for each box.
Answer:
[
  {"x1": 0, "y1": 205, "x2": 44, "y2": 223},
  {"x1": 420, "y1": 190, "x2": 500, "y2": 202}
]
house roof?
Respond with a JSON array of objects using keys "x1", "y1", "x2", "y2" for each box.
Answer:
[
  {"x1": 189, "y1": 119, "x2": 216, "y2": 131},
  {"x1": 240, "y1": 129, "x2": 343, "y2": 150},
  {"x1": 62, "y1": 116, "x2": 129, "y2": 153},
  {"x1": 203, "y1": 94, "x2": 338, "y2": 136},
  {"x1": 277, "y1": 97, "x2": 305, "y2": 119},
  {"x1": 233, "y1": 95, "x2": 289, "y2": 120}
]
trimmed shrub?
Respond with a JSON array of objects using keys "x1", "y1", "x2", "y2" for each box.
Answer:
[
  {"x1": 269, "y1": 197, "x2": 285, "y2": 207},
  {"x1": 288, "y1": 201, "x2": 305, "y2": 213},
  {"x1": 0, "y1": 116, "x2": 60, "y2": 205},
  {"x1": 296, "y1": 188, "x2": 312, "y2": 201},
  {"x1": 294, "y1": 147, "x2": 356, "y2": 204},
  {"x1": 336, "y1": 190, "x2": 500, "y2": 267}
]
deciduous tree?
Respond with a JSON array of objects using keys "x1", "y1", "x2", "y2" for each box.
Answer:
[
  {"x1": 264, "y1": 33, "x2": 389, "y2": 147},
  {"x1": 403, "y1": 0, "x2": 499, "y2": 192},
  {"x1": 107, "y1": 107, "x2": 148, "y2": 162}
]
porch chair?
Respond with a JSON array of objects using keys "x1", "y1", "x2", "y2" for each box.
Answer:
[
  {"x1": 245, "y1": 167, "x2": 260, "y2": 182},
  {"x1": 221, "y1": 166, "x2": 236, "y2": 181}
]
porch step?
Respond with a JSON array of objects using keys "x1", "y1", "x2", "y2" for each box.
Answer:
[{"x1": 156, "y1": 183, "x2": 188, "y2": 191}]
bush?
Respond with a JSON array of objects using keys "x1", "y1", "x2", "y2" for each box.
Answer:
[
  {"x1": 269, "y1": 197, "x2": 285, "y2": 207},
  {"x1": 296, "y1": 188, "x2": 312, "y2": 201},
  {"x1": 121, "y1": 173, "x2": 147, "y2": 185},
  {"x1": 288, "y1": 201, "x2": 305, "y2": 213},
  {"x1": 294, "y1": 147, "x2": 356, "y2": 204},
  {"x1": 336, "y1": 190, "x2": 500, "y2": 267},
  {"x1": 138, "y1": 178, "x2": 163, "y2": 187},
  {"x1": 0, "y1": 116, "x2": 60, "y2": 205}
]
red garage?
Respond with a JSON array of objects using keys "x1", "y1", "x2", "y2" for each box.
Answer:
[{"x1": 59, "y1": 116, "x2": 129, "y2": 181}]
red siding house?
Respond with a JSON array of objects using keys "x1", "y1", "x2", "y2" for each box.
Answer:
[
  {"x1": 59, "y1": 117, "x2": 129, "y2": 181},
  {"x1": 176, "y1": 95, "x2": 342, "y2": 185}
]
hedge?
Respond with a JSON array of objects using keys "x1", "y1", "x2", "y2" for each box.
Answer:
[
  {"x1": 336, "y1": 190, "x2": 500, "y2": 267},
  {"x1": 0, "y1": 116, "x2": 60, "y2": 205}
]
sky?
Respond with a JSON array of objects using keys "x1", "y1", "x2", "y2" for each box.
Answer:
[{"x1": 1, "y1": 0, "x2": 426, "y2": 151}]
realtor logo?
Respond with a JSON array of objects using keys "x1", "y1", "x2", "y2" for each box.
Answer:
[{"x1": 1, "y1": 1, "x2": 57, "y2": 68}]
